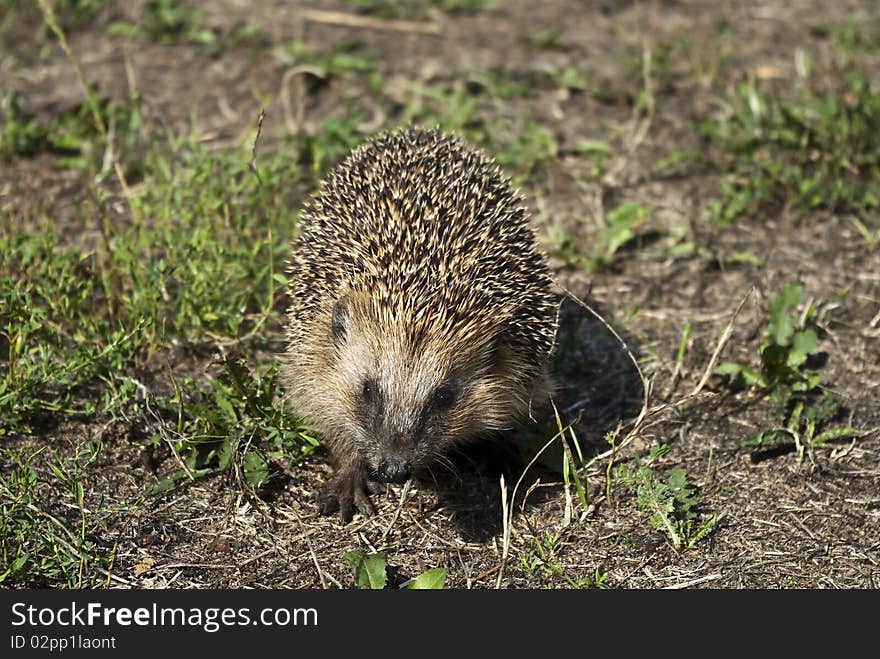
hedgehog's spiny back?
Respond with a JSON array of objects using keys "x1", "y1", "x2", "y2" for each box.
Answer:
[{"x1": 288, "y1": 127, "x2": 556, "y2": 364}]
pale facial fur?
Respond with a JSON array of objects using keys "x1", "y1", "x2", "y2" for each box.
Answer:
[{"x1": 286, "y1": 292, "x2": 543, "y2": 483}]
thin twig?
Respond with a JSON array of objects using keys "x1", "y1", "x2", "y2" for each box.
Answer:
[
  {"x1": 159, "y1": 371, "x2": 196, "y2": 481},
  {"x1": 249, "y1": 108, "x2": 266, "y2": 185},
  {"x1": 280, "y1": 65, "x2": 323, "y2": 134},
  {"x1": 36, "y1": 0, "x2": 106, "y2": 140},
  {"x1": 689, "y1": 287, "x2": 754, "y2": 397},
  {"x1": 278, "y1": 506, "x2": 329, "y2": 589},
  {"x1": 380, "y1": 479, "x2": 412, "y2": 542},
  {"x1": 496, "y1": 474, "x2": 509, "y2": 589},
  {"x1": 302, "y1": 9, "x2": 441, "y2": 34},
  {"x1": 662, "y1": 573, "x2": 722, "y2": 589},
  {"x1": 603, "y1": 42, "x2": 655, "y2": 187}
]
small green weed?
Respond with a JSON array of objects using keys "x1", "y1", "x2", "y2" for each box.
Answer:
[
  {"x1": 832, "y1": 19, "x2": 880, "y2": 60},
  {"x1": 147, "y1": 356, "x2": 318, "y2": 494},
  {"x1": 0, "y1": 443, "x2": 110, "y2": 587},
  {"x1": 107, "y1": 0, "x2": 218, "y2": 50},
  {"x1": 467, "y1": 68, "x2": 535, "y2": 100},
  {"x1": 518, "y1": 531, "x2": 608, "y2": 588},
  {"x1": 397, "y1": 78, "x2": 557, "y2": 182},
  {"x1": 294, "y1": 114, "x2": 370, "y2": 180},
  {"x1": 703, "y1": 73, "x2": 880, "y2": 224},
  {"x1": 0, "y1": 0, "x2": 103, "y2": 39},
  {"x1": 616, "y1": 445, "x2": 717, "y2": 551},
  {"x1": 1, "y1": 92, "x2": 51, "y2": 158},
  {"x1": 520, "y1": 411, "x2": 588, "y2": 518},
  {"x1": 551, "y1": 202, "x2": 652, "y2": 272},
  {"x1": 532, "y1": 28, "x2": 565, "y2": 51},
  {"x1": 593, "y1": 202, "x2": 652, "y2": 268},
  {"x1": 571, "y1": 138, "x2": 614, "y2": 177},
  {"x1": 275, "y1": 39, "x2": 377, "y2": 80},
  {"x1": 715, "y1": 284, "x2": 858, "y2": 457},
  {"x1": 544, "y1": 65, "x2": 593, "y2": 94},
  {"x1": 1, "y1": 90, "x2": 142, "y2": 169}
]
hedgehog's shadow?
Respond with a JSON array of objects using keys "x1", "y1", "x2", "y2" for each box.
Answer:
[
  {"x1": 548, "y1": 294, "x2": 646, "y2": 446},
  {"x1": 430, "y1": 295, "x2": 645, "y2": 542},
  {"x1": 424, "y1": 439, "x2": 555, "y2": 543}
]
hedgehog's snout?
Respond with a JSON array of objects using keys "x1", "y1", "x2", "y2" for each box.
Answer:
[{"x1": 377, "y1": 457, "x2": 412, "y2": 484}]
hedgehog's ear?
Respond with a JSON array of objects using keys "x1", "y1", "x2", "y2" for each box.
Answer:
[
  {"x1": 487, "y1": 321, "x2": 526, "y2": 370},
  {"x1": 331, "y1": 297, "x2": 350, "y2": 345},
  {"x1": 487, "y1": 322, "x2": 512, "y2": 362}
]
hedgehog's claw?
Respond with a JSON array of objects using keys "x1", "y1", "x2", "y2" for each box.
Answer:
[{"x1": 315, "y1": 467, "x2": 377, "y2": 523}]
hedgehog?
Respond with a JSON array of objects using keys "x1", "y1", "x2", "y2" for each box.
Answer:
[{"x1": 284, "y1": 127, "x2": 558, "y2": 522}]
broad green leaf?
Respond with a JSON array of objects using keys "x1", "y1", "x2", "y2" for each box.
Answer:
[
  {"x1": 666, "y1": 468, "x2": 688, "y2": 493},
  {"x1": 805, "y1": 392, "x2": 840, "y2": 422},
  {"x1": 146, "y1": 478, "x2": 176, "y2": 495},
  {"x1": 788, "y1": 329, "x2": 818, "y2": 367},
  {"x1": 767, "y1": 283, "x2": 803, "y2": 345},
  {"x1": 811, "y1": 427, "x2": 859, "y2": 447},
  {"x1": 242, "y1": 450, "x2": 269, "y2": 488},
  {"x1": 217, "y1": 439, "x2": 234, "y2": 470},
  {"x1": 574, "y1": 139, "x2": 613, "y2": 156},
  {"x1": 715, "y1": 362, "x2": 763, "y2": 386},
  {"x1": 739, "y1": 366, "x2": 764, "y2": 386},
  {"x1": 344, "y1": 551, "x2": 387, "y2": 590},
  {"x1": 0, "y1": 554, "x2": 30, "y2": 582},
  {"x1": 740, "y1": 428, "x2": 796, "y2": 449},
  {"x1": 407, "y1": 567, "x2": 446, "y2": 590},
  {"x1": 605, "y1": 226, "x2": 634, "y2": 260},
  {"x1": 761, "y1": 343, "x2": 790, "y2": 375},
  {"x1": 214, "y1": 393, "x2": 236, "y2": 421}
]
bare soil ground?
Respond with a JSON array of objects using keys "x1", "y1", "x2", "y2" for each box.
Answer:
[{"x1": 2, "y1": 0, "x2": 879, "y2": 588}]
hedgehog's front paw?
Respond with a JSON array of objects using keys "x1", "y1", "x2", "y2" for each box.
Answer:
[{"x1": 315, "y1": 466, "x2": 384, "y2": 523}]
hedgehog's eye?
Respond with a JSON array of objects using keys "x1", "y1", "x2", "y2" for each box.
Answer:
[
  {"x1": 429, "y1": 382, "x2": 457, "y2": 412},
  {"x1": 362, "y1": 378, "x2": 378, "y2": 404}
]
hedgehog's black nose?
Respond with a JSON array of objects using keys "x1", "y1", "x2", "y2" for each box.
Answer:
[{"x1": 378, "y1": 458, "x2": 412, "y2": 484}]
